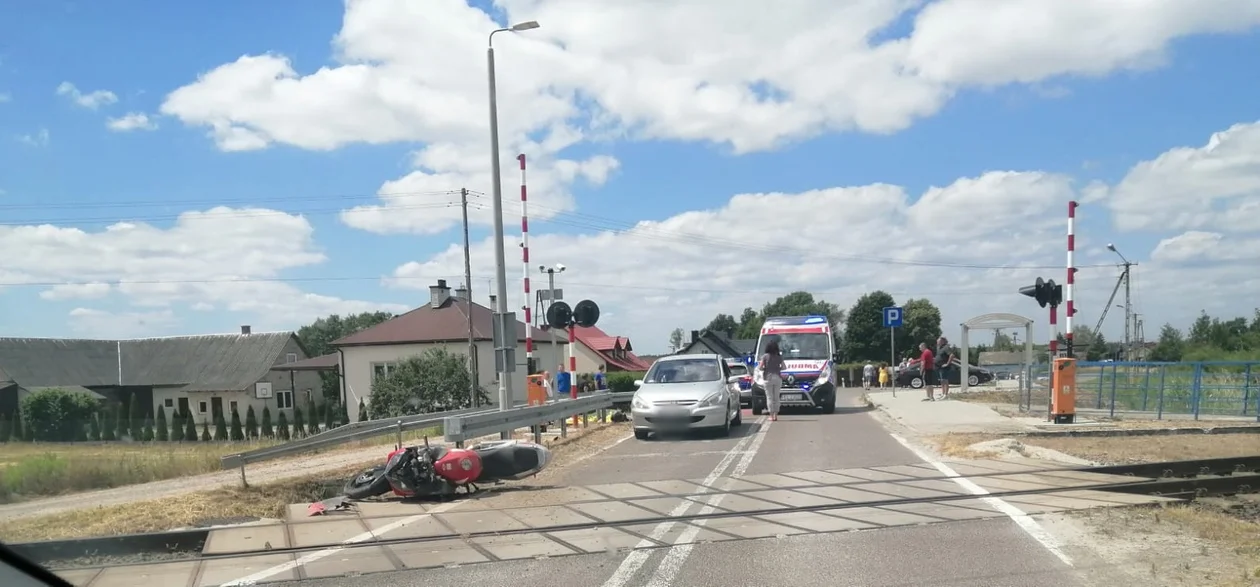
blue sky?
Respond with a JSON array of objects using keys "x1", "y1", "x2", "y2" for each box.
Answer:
[{"x1": 1, "y1": 1, "x2": 1258, "y2": 353}]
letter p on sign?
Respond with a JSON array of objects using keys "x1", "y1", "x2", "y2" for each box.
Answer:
[{"x1": 883, "y1": 306, "x2": 903, "y2": 328}]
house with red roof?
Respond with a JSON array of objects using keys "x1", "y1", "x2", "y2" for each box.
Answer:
[
  {"x1": 330, "y1": 280, "x2": 564, "y2": 410},
  {"x1": 565, "y1": 325, "x2": 652, "y2": 373}
]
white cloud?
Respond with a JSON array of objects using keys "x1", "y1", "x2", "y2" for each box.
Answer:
[
  {"x1": 1, "y1": 207, "x2": 409, "y2": 332},
  {"x1": 68, "y1": 308, "x2": 181, "y2": 339},
  {"x1": 40, "y1": 282, "x2": 112, "y2": 301},
  {"x1": 106, "y1": 112, "x2": 159, "y2": 132},
  {"x1": 56, "y1": 81, "x2": 118, "y2": 110},
  {"x1": 17, "y1": 128, "x2": 49, "y2": 147},
  {"x1": 158, "y1": 0, "x2": 1260, "y2": 236},
  {"x1": 1105, "y1": 120, "x2": 1260, "y2": 233}
]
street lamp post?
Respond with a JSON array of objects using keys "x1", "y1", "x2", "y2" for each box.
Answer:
[{"x1": 487, "y1": 20, "x2": 540, "y2": 421}]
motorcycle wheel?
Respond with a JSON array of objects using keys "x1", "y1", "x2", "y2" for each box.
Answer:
[{"x1": 344, "y1": 466, "x2": 391, "y2": 500}]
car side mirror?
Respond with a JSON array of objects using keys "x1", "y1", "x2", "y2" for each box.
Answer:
[{"x1": 633, "y1": 379, "x2": 644, "y2": 388}]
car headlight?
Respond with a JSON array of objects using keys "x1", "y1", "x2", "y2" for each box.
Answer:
[
  {"x1": 632, "y1": 395, "x2": 650, "y2": 410},
  {"x1": 815, "y1": 367, "x2": 831, "y2": 385},
  {"x1": 699, "y1": 391, "x2": 725, "y2": 407}
]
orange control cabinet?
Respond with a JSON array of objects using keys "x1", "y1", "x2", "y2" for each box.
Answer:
[
  {"x1": 1050, "y1": 357, "x2": 1077, "y2": 424},
  {"x1": 526, "y1": 374, "x2": 547, "y2": 406}
]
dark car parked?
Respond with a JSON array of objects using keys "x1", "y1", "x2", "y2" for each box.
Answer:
[{"x1": 895, "y1": 360, "x2": 995, "y2": 388}]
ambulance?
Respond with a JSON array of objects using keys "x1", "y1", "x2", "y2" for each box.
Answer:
[{"x1": 748, "y1": 315, "x2": 837, "y2": 414}]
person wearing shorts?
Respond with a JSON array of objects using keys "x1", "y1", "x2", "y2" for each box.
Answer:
[
  {"x1": 919, "y1": 342, "x2": 935, "y2": 401},
  {"x1": 862, "y1": 362, "x2": 875, "y2": 390}
]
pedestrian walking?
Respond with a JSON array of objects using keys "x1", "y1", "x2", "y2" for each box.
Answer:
[
  {"x1": 878, "y1": 363, "x2": 890, "y2": 389},
  {"x1": 760, "y1": 341, "x2": 785, "y2": 421},
  {"x1": 862, "y1": 361, "x2": 875, "y2": 390},
  {"x1": 919, "y1": 342, "x2": 936, "y2": 401},
  {"x1": 541, "y1": 370, "x2": 554, "y2": 401},
  {"x1": 594, "y1": 365, "x2": 608, "y2": 391}
]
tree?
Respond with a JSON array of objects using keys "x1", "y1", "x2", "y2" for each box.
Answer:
[
  {"x1": 170, "y1": 409, "x2": 183, "y2": 442},
  {"x1": 261, "y1": 406, "x2": 273, "y2": 438},
  {"x1": 1086, "y1": 332, "x2": 1109, "y2": 361},
  {"x1": 142, "y1": 415, "x2": 155, "y2": 441},
  {"x1": 897, "y1": 298, "x2": 943, "y2": 360},
  {"x1": 88, "y1": 413, "x2": 101, "y2": 441},
  {"x1": 668, "y1": 328, "x2": 685, "y2": 352},
  {"x1": 9, "y1": 409, "x2": 23, "y2": 442},
  {"x1": 245, "y1": 405, "x2": 258, "y2": 439},
  {"x1": 101, "y1": 406, "x2": 117, "y2": 441},
  {"x1": 306, "y1": 399, "x2": 320, "y2": 436},
  {"x1": 292, "y1": 406, "x2": 305, "y2": 438},
  {"x1": 200, "y1": 419, "x2": 212, "y2": 441},
  {"x1": 19, "y1": 388, "x2": 99, "y2": 442},
  {"x1": 213, "y1": 412, "x2": 228, "y2": 441},
  {"x1": 114, "y1": 399, "x2": 128, "y2": 441},
  {"x1": 844, "y1": 291, "x2": 897, "y2": 362},
  {"x1": 298, "y1": 311, "x2": 396, "y2": 402},
  {"x1": 155, "y1": 406, "x2": 169, "y2": 442},
  {"x1": 184, "y1": 409, "x2": 198, "y2": 441},
  {"x1": 705, "y1": 314, "x2": 739, "y2": 337},
  {"x1": 128, "y1": 392, "x2": 144, "y2": 440},
  {"x1": 1148, "y1": 323, "x2": 1185, "y2": 362},
  {"x1": 276, "y1": 411, "x2": 290, "y2": 441},
  {"x1": 370, "y1": 349, "x2": 486, "y2": 418},
  {"x1": 229, "y1": 406, "x2": 244, "y2": 441},
  {"x1": 322, "y1": 402, "x2": 334, "y2": 432}
]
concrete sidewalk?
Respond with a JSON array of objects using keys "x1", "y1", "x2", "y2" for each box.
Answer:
[{"x1": 865, "y1": 389, "x2": 1034, "y2": 435}]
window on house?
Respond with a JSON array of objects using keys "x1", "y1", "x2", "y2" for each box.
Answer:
[
  {"x1": 229, "y1": 400, "x2": 238, "y2": 414},
  {"x1": 372, "y1": 362, "x2": 397, "y2": 381},
  {"x1": 304, "y1": 389, "x2": 313, "y2": 404},
  {"x1": 286, "y1": 353, "x2": 298, "y2": 364},
  {"x1": 277, "y1": 390, "x2": 294, "y2": 409},
  {"x1": 164, "y1": 398, "x2": 174, "y2": 408},
  {"x1": 198, "y1": 401, "x2": 208, "y2": 414}
]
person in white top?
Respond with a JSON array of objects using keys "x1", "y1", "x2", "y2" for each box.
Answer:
[
  {"x1": 862, "y1": 362, "x2": 875, "y2": 390},
  {"x1": 541, "y1": 370, "x2": 554, "y2": 401}
]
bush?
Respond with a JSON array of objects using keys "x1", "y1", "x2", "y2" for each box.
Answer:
[
  {"x1": 200, "y1": 419, "x2": 211, "y2": 442},
  {"x1": 357, "y1": 399, "x2": 367, "y2": 422},
  {"x1": 155, "y1": 406, "x2": 169, "y2": 442},
  {"x1": 606, "y1": 371, "x2": 647, "y2": 393},
  {"x1": 229, "y1": 407, "x2": 244, "y2": 441},
  {"x1": 19, "y1": 388, "x2": 99, "y2": 442},
  {"x1": 184, "y1": 412, "x2": 198, "y2": 441},
  {"x1": 169, "y1": 409, "x2": 183, "y2": 442},
  {"x1": 370, "y1": 349, "x2": 488, "y2": 417},
  {"x1": 276, "y1": 411, "x2": 290, "y2": 441},
  {"x1": 261, "y1": 407, "x2": 273, "y2": 438},
  {"x1": 245, "y1": 405, "x2": 258, "y2": 439}
]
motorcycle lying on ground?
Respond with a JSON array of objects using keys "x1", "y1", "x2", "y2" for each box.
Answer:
[{"x1": 341, "y1": 438, "x2": 552, "y2": 500}]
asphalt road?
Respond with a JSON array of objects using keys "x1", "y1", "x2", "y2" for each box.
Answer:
[{"x1": 265, "y1": 389, "x2": 1096, "y2": 587}]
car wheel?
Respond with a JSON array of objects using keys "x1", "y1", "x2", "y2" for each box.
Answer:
[
  {"x1": 634, "y1": 429, "x2": 650, "y2": 440},
  {"x1": 968, "y1": 375, "x2": 980, "y2": 386},
  {"x1": 732, "y1": 405, "x2": 742, "y2": 426},
  {"x1": 821, "y1": 393, "x2": 836, "y2": 414},
  {"x1": 910, "y1": 377, "x2": 924, "y2": 389},
  {"x1": 717, "y1": 411, "x2": 731, "y2": 437}
]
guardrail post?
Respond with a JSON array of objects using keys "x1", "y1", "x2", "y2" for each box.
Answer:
[
  {"x1": 239, "y1": 460, "x2": 248, "y2": 488},
  {"x1": 559, "y1": 415, "x2": 567, "y2": 438},
  {"x1": 533, "y1": 423, "x2": 541, "y2": 443}
]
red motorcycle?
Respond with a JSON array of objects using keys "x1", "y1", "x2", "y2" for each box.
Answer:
[{"x1": 342, "y1": 438, "x2": 552, "y2": 500}]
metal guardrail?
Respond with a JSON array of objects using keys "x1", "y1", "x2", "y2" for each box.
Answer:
[
  {"x1": 609, "y1": 391, "x2": 634, "y2": 404},
  {"x1": 444, "y1": 394, "x2": 613, "y2": 443},
  {"x1": 220, "y1": 405, "x2": 493, "y2": 470}
]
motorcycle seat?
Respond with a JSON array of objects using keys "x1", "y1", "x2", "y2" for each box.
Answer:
[{"x1": 479, "y1": 443, "x2": 540, "y2": 480}]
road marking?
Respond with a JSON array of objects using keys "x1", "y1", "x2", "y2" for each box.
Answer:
[
  {"x1": 599, "y1": 419, "x2": 765, "y2": 587},
  {"x1": 644, "y1": 418, "x2": 771, "y2": 586},
  {"x1": 217, "y1": 500, "x2": 465, "y2": 586},
  {"x1": 888, "y1": 433, "x2": 1074, "y2": 567}
]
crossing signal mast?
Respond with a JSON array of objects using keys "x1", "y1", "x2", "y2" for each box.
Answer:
[{"x1": 1019, "y1": 276, "x2": 1076, "y2": 424}]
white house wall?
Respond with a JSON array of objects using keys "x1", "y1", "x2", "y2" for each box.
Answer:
[{"x1": 341, "y1": 341, "x2": 565, "y2": 412}]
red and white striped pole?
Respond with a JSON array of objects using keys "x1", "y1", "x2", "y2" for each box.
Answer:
[
  {"x1": 1065, "y1": 200, "x2": 1077, "y2": 357},
  {"x1": 568, "y1": 327, "x2": 577, "y2": 399},
  {"x1": 518, "y1": 154, "x2": 533, "y2": 371}
]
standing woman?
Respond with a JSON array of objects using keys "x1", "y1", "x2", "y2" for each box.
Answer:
[
  {"x1": 760, "y1": 341, "x2": 785, "y2": 421},
  {"x1": 878, "y1": 363, "x2": 890, "y2": 389}
]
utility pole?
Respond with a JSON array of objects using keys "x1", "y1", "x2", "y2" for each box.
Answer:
[
  {"x1": 1122, "y1": 262, "x2": 1132, "y2": 361},
  {"x1": 539, "y1": 265, "x2": 566, "y2": 373},
  {"x1": 460, "y1": 188, "x2": 478, "y2": 407}
]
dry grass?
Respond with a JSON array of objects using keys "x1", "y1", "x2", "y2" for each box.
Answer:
[
  {"x1": 0, "y1": 420, "x2": 628, "y2": 543},
  {"x1": 0, "y1": 440, "x2": 282, "y2": 504},
  {"x1": 930, "y1": 432, "x2": 1260, "y2": 464},
  {"x1": 1074, "y1": 499, "x2": 1260, "y2": 587},
  {"x1": 0, "y1": 462, "x2": 367, "y2": 543},
  {"x1": 953, "y1": 389, "x2": 1022, "y2": 404}
]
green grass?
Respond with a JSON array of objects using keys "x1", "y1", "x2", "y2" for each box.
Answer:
[{"x1": 0, "y1": 440, "x2": 280, "y2": 504}]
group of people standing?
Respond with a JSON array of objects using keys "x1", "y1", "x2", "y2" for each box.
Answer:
[
  {"x1": 538, "y1": 364, "x2": 608, "y2": 401},
  {"x1": 861, "y1": 336, "x2": 957, "y2": 401}
]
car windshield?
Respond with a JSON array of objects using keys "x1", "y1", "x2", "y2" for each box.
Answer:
[
  {"x1": 756, "y1": 332, "x2": 832, "y2": 360},
  {"x1": 645, "y1": 358, "x2": 722, "y2": 383}
]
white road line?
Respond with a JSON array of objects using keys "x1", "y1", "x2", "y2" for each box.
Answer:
[
  {"x1": 217, "y1": 500, "x2": 466, "y2": 586},
  {"x1": 558, "y1": 432, "x2": 634, "y2": 469},
  {"x1": 599, "y1": 418, "x2": 765, "y2": 587},
  {"x1": 888, "y1": 433, "x2": 1074, "y2": 567},
  {"x1": 644, "y1": 418, "x2": 772, "y2": 586}
]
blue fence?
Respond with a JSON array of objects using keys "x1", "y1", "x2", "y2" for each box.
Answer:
[{"x1": 1024, "y1": 361, "x2": 1260, "y2": 421}]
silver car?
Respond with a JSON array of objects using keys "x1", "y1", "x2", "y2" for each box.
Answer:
[{"x1": 631, "y1": 354, "x2": 743, "y2": 440}]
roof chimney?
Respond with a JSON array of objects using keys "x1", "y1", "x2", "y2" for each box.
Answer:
[
  {"x1": 430, "y1": 279, "x2": 451, "y2": 309},
  {"x1": 454, "y1": 284, "x2": 469, "y2": 300},
  {"x1": 690, "y1": 330, "x2": 700, "y2": 344},
  {"x1": 241, "y1": 325, "x2": 252, "y2": 335}
]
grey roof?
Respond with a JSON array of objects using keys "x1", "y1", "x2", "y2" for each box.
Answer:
[{"x1": 0, "y1": 332, "x2": 295, "y2": 393}]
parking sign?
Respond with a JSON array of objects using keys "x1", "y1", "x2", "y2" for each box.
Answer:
[{"x1": 882, "y1": 306, "x2": 903, "y2": 328}]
